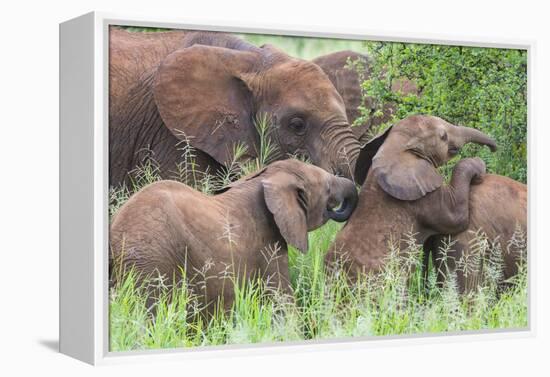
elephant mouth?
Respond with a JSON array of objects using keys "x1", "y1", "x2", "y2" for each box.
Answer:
[
  {"x1": 326, "y1": 184, "x2": 359, "y2": 223},
  {"x1": 293, "y1": 151, "x2": 310, "y2": 162},
  {"x1": 326, "y1": 197, "x2": 356, "y2": 222},
  {"x1": 409, "y1": 148, "x2": 441, "y2": 167},
  {"x1": 332, "y1": 167, "x2": 344, "y2": 176},
  {"x1": 448, "y1": 145, "x2": 460, "y2": 157}
]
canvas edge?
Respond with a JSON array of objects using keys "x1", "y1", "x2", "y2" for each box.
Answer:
[{"x1": 59, "y1": 11, "x2": 96, "y2": 365}]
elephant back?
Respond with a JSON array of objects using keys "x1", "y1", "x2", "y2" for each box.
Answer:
[{"x1": 109, "y1": 28, "x2": 187, "y2": 107}]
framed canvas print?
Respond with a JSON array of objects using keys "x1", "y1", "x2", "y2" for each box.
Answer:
[{"x1": 59, "y1": 12, "x2": 532, "y2": 365}]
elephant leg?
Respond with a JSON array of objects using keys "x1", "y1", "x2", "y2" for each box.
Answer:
[
  {"x1": 259, "y1": 246, "x2": 293, "y2": 298},
  {"x1": 428, "y1": 235, "x2": 468, "y2": 294},
  {"x1": 422, "y1": 236, "x2": 436, "y2": 292},
  {"x1": 453, "y1": 233, "x2": 485, "y2": 294}
]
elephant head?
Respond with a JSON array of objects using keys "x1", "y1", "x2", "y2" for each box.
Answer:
[
  {"x1": 151, "y1": 32, "x2": 361, "y2": 179},
  {"x1": 262, "y1": 160, "x2": 358, "y2": 252},
  {"x1": 354, "y1": 114, "x2": 497, "y2": 199},
  {"x1": 225, "y1": 159, "x2": 359, "y2": 253}
]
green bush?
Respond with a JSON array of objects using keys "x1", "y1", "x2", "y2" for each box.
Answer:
[{"x1": 359, "y1": 42, "x2": 527, "y2": 183}]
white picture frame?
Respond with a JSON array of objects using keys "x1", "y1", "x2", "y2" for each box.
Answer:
[{"x1": 59, "y1": 11, "x2": 535, "y2": 365}]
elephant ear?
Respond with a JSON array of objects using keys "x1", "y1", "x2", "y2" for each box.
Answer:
[
  {"x1": 353, "y1": 126, "x2": 393, "y2": 185},
  {"x1": 262, "y1": 171, "x2": 308, "y2": 253},
  {"x1": 372, "y1": 146, "x2": 443, "y2": 201},
  {"x1": 153, "y1": 45, "x2": 259, "y2": 166}
]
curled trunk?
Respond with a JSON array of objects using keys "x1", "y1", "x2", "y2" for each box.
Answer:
[{"x1": 326, "y1": 176, "x2": 358, "y2": 222}]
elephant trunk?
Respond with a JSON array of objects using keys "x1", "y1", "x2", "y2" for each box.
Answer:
[
  {"x1": 326, "y1": 176, "x2": 358, "y2": 222},
  {"x1": 322, "y1": 123, "x2": 361, "y2": 180},
  {"x1": 455, "y1": 125, "x2": 497, "y2": 152}
]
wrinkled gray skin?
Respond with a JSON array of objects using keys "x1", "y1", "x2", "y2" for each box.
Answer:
[
  {"x1": 109, "y1": 29, "x2": 361, "y2": 187},
  {"x1": 326, "y1": 115, "x2": 497, "y2": 279},
  {"x1": 110, "y1": 160, "x2": 358, "y2": 314}
]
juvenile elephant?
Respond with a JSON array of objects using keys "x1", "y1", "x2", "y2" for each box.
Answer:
[
  {"x1": 109, "y1": 29, "x2": 360, "y2": 187},
  {"x1": 313, "y1": 50, "x2": 417, "y2": 143},
  {"x1": 326, "y1": 115, "x2": 497, "y2": 279},
  {"x1": 424, "y1": 174, "x2": 527, "y2": 293},
  {"x1": 110, "y1": 159, "x2": 358, "y2": 312}
]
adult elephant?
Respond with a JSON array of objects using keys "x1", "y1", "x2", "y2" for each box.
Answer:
[
  {"x1": 313, "y1": 50, "x2": 418, "y2": 144},
  {"x1": 109, "y1": 29, "x2": 361, "y2": 187}
]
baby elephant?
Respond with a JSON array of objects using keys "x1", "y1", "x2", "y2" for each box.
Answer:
[
  {"x1": 110, "y1": 159, "x2": 358, "y2": 312},
  {"x1": 425, "y1": 174, "x2": 527, "y2": 293},
  {"x1": 326, "y1": 115, "x2": 497, "y2": 279}
]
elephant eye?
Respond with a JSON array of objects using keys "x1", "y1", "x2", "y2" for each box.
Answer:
[
  {"x1": 288, "y1": 117, "x2": 306, "y2": 136},
  {"x1": 440, "y1": 130, "x2": 448, "y2": 142}
]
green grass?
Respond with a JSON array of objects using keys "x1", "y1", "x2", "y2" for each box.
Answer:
[{"x1": 110, "y1": 219, "x2": 527, "y2": 351}]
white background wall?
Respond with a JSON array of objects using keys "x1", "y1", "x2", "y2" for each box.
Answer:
[{"x1": 1, "y1": 0, "x2": 548, "y2": 375}]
